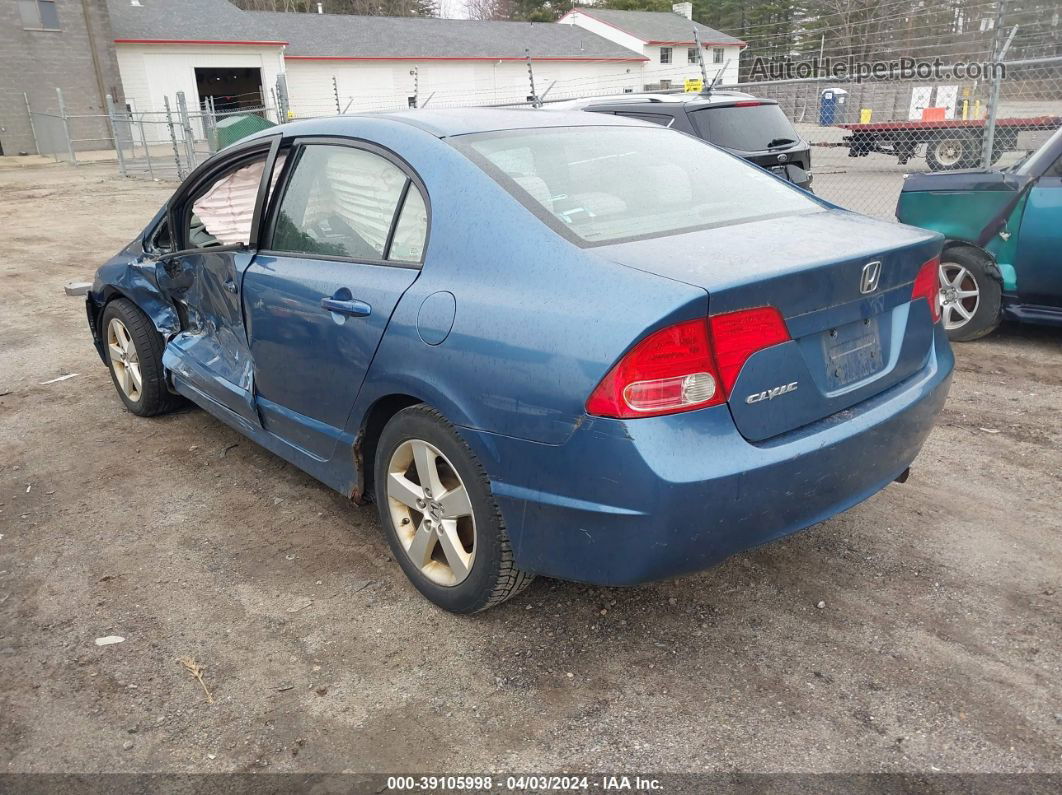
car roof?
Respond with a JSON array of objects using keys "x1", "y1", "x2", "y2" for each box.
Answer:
[
  {"x1": 544, "y1": 90, "x2": 760, "y2": 111},
  {"x1": 370, "y1": 107, "x2": 653, "y2": 137}
]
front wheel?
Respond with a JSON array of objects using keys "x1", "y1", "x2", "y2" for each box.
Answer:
[
  {"x1": 373, "y1": 405, "x2": 533, "y2": 613},
  {"x1": 939, "y1": 249, "x2": 1002, "y2": 341},
  {"x1": 101, "y1": 298, "x2": 183, "y2": 416}
]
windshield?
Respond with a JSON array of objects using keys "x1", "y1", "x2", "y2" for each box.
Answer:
[
  {"x1": 456, "y1": 126, "x2": 819, "y2": 246},
  {"x1": 689, "y1": 103, "x2": 800, "y2": 152}
]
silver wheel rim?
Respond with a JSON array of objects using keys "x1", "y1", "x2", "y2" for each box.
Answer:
[
  {"x1": 939, "y1": 261, "x2": 980, "y2": 331},
  {"x1": 386, "y1": 439, "x2": 476, "y2": 587},
  {"x1": 933, "y1": 139, "x2": 964, "y2": 168},
  {"x1": 106, "y1": 318, "x2": 143, "y2": 402}
]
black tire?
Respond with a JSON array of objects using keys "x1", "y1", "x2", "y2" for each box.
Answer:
[
  {"x1": 939, "y1": 247, "x2": 1002, "y2": 342},
  {"x1": 100, "y1": 298, "x2": 183, "y2": 416},
  {"x1": 926, "y1": 134, "x2": 979, "y2": 171},
  {"x1": 374, "y1": 404, "x2": 533, "y2": 613}
]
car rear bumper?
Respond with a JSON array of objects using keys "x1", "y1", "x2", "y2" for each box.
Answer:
[{"x1": 460, "y1": 327, "x2": 953, "y2": 586}]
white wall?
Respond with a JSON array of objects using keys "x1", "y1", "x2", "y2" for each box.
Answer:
[
  {"x1": 560, "y1": 11, "x2": 742, "y2": 90},
  {"x1": 646, "y1": 44, "x2": 742, "y2": 88},
  {"x1": 558, "y1": 11, "x2": 646, "y2": 54},
  {"x1": 284, "y1": 58, "x2": 646, "y2": 117},
  {"x1": 116, "y1": 43, "x2": 285, "y2": 120}
]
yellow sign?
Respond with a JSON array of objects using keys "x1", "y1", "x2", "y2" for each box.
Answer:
[{"x1": 684, "y1": 79, "x2": 703, "y2": 93}]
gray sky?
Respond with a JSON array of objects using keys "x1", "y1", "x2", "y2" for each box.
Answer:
[{"x1": 438, "y1": 0, "x2": 469, "y2": 19}]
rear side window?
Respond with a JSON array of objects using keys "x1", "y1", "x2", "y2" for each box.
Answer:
[
  {"x1": 458, "y1": 126, "x2": 818, "y2": 246},
  {"x1": 614, "y1": 112, "x2": 674, "y2": 127},
  {"x1": 270, "y1": 145, "x2": 416, "y2": 261},
  {"x1": 689, "y1": 103, "x2": 799, "y2": 152}
]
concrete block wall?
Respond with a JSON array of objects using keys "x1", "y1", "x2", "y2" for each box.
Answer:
[{"x1": 0, "y1": 0, "x2": 123, "y2": 155}]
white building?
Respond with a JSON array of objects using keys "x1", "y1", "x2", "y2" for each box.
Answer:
[
  {"x1": 559, "y1": 4, "x2": 745, "y2": 90},
  {"x1": 106, "y1": 0, "x2": 743, "y2": 123}
]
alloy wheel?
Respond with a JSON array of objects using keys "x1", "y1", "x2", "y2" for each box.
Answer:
[
  {"x1": 386, "y1": 438, "x2": 476, "y2": 587},
  {"x1": 107, "y1": 317, "x2": 143, "y2": 402},
  {"x1": 939, "y1": 261, "x2": 980, "y2": 331}
]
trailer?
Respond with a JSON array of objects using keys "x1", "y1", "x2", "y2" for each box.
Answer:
[{"x1": 839, "y1": 116, "x2": 1062, "y2": 170}]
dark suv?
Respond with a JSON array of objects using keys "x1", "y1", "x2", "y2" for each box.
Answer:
[{"x1": 549, "y1": 92, "x2": 813, "y2": 191}]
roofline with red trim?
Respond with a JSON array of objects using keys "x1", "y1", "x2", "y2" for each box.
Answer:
[
  {"x1": 114, "y1": 38, "x2": 288, "y2": 46},
  {"x1": 557, "y1": 10, "x2": 747, "y2": 49},
  {"x1": 284, "y1": 55, "x2": 649, "y2": 62}
]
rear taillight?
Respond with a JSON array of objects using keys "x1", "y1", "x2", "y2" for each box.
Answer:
[
  {"x1": 585, "y1": 319, "x2": 721, "y2": 418},
  {"x1": 586, "y1": 308, "x2": 791, "y2": 419},
  {"x1": 709, "y1": 307, "x2": 791, "y2": 395},
  {"x1": 912, "y1": 256, "x2": 942, "y2": 324}
]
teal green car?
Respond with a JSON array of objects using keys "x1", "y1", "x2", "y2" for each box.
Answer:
[{"x1": 896, "y1": 126, "x2": 1062, "y2": 341}]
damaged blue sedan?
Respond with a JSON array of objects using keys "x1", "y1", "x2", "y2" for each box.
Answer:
[{"x1": 87, "y1": 109, "x2": 953, "y2": 613}]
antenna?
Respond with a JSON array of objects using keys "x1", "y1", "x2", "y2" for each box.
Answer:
[{"x1": 707, "y1": 59, "x2": 731, "y2": 95}]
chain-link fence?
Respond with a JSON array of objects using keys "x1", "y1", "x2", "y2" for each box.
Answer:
[
  {"x1": 22, "y1": 88, "x2": 280, "y2": 180},
  {"x1": 715, "y1": 55, "x2": 1062, "y2": 218},
  {"x1": 107, "y1": 94, "x2": 281, "y2": 181}
]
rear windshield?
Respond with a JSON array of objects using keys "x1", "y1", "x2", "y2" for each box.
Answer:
[
  {"x1": 689, "y1": 103, "x2": 800, "y2": 152},
  {"x1": 455, "y1": 125, "x2": 818, "y2": 246}
]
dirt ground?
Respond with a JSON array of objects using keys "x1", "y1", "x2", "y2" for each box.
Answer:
[{"x1": 0, "y1": 162, "x2": 1060, "y2": 775}]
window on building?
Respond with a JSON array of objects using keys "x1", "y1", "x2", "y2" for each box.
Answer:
[
  {"x1": 713, "y1": 47, "x2": 725, "y2": 64},
  {"x1": 19, "y1": 0, "x2": 60, "y2": 30},
  {"x1": 660, "y1": 47, "x2": 672, "y2": 65},
  {"x1": 688, "y1": 47, "x2": 699, "y2": 65}
]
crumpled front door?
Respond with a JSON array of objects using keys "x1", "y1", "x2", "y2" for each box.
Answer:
[{"x1": 160, "y1": 248, "x2": 260, "y2": 427}]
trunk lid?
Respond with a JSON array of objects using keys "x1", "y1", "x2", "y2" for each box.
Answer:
[{"x1": 596, "y1": 209, "x2": 943, "y2": 441}]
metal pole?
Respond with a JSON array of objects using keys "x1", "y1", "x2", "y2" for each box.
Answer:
[
  {"x1": 333, "y1": 75, "x2": 341, "y2": 114},
  {"x1": 981, "y1": 0, "x2": 1009, "y2": 168},
  {"x1": 270, "y1": 87, "x2": 279, "y2": 123},
  {"x1": 24, "y1": 93, "x2": 40, "y2": 155},
  {"x1": 56, "y1": 88, "x2": 76, "y2": 165},
  {"x1": 138, "y1": 113, "x2": 155, "y2": 180},
  {"x1": 276, "y1": 74, "x2": 290, "y2": 120},
  {"x1": 525, "y1": 49, "x2": 540, "y2": 108},
  {"x1": 982, "y1": 23, "x2": 1018, "y2": 169},
  {"x1": 411, "y1": 66, "x2": 419, "y2": 109},
  {"x1": 163, "y1": 96, "x2": 184, "y2": 180},
  {"x1": 692, "y1": 27, "x2": 710, "y2": 90},
  {"x1": 176, "y1": 91, "x2": 197, "y2": 170},
  {"x1": 106, "y1": 94, "x2": 127, "y2": 177}
]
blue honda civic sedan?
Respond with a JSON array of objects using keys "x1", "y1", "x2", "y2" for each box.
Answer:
[{"x1": 86, "y1": 109, "x2": 953, "y2": 613}]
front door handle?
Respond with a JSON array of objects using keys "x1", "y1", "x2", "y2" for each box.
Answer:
[{"x1": 320, "y1": 296, "x2": 371, "y2": 317}]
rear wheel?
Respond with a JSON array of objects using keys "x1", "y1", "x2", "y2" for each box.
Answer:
[
  {"x1": 101, "y1": 298, "x2": 183, "y2": 416},
  {"x1": 374, "y1": 405, "x2": 533, "y2": 613},
  {"x1": 926, "y1": 134, "x2": 979, "y2": 170},
  {"x1": 938, "y1": 249, "x2": 1001, "y2": 341}
]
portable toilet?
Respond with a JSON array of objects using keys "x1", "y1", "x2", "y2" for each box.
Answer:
[{"x1": 819, "y1": 88, "x2": 849, "y2": 126}]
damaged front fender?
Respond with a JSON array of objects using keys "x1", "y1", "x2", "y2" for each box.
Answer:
[{"x1": 87, "y1": 237, "x2": 182, "y2": 363}]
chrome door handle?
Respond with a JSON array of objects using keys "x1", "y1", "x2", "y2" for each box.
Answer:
[{"x1": 320, "y1": 297, "x2": 371, "y2": 317}]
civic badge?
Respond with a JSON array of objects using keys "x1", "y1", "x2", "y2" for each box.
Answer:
[{"x1": 860, "y1": 260, "x2": 882, "y2": 294}]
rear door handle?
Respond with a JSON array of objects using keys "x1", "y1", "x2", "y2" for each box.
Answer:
[{"x1": 320, "y1": 297, "x2": 371, "y2": 317}]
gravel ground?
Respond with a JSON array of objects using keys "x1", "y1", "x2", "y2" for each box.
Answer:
[{"x1": 0, "y1": 162, "x2": 1060, "y2": 775}]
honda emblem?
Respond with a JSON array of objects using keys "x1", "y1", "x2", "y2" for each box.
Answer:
[{"x1": 860, "y1": 261, "x2": 882, "y2": 294}]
